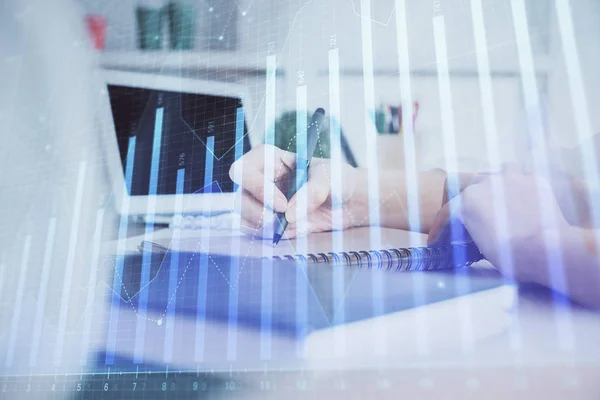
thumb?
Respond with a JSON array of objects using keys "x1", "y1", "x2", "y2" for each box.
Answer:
[
  {"x1": 428, "y1": 200, "x2": 452, "y2": 245},
  {"x1": 427, "y1": 197, "x2": 465, "y2": 245},
  {"x1": 285, "y1": 176, "x2": 329, "y2": 224}
]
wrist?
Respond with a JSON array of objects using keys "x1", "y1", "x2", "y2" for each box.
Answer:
[
  {"x1": 344, "y1": 167, "x2": 370, "y2": 228},
  {"x1": 512, "y1": 223, "x2": 574, "y2": 285}
]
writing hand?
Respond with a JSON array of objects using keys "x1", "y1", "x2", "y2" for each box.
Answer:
[
  {"x1": 428, "y1": 169, "x2": 569, "y2": 282},
  {"x1": 229, "y1": 144, "x2": 360, "y2": 239}
]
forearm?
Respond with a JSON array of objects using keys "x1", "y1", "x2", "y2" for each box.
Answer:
[
  {"x1": 527, "y1": 226, "x2": 600, "y2": 309},
  {"x1": 558, "y1": 227, "x2": 600, "y2": 308},
  {"x1": 551, "y1": 173, "x2": 598, "y2": 228},
  {"x1": 348, "y1": 168, "x2": 446, "y2": 233}
]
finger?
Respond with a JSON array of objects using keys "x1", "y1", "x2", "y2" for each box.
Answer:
[
  {"x1": 432, "y1": 172, "x2": 477, "y2": 245},
  {"x1": 234, "y1": 143, "x2": 297, "y2": 181},
  {"x1": 285, "y1": 172, "x2": 330, "y2": 224},
  {"x1": 427, "y1": 201, "x2": 452, "y2": 245},
  {"x1": 236, "y1": 189, "x2": 273, "y2": 227},
  {"x1": 427, "y1": 197, "x2": 468, "y2": 245},
  {"x1": 229, "y1": 144, "x2": 266, "y2": 184},
  {"x1": 275, "y1": 146, "x2": 298, "y2": 179},
  {"x1": 442, "y1": 172, "x2": 479, "y2": 205},
  {"x1": 239, "y1": 172, "x2": 288, "y2": 213},
  {"x1": 229, "y1": 145, "x2": 293, "y2": 213}
]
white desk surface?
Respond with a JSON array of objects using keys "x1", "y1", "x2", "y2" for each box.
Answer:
[{"x1": 105, "y1": 226, "x2": 600, "y2": 398}]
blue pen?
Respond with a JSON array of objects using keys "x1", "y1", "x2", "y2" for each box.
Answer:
[{"x1": 273, "y1": 108, "x2": 325, "y2": 245}]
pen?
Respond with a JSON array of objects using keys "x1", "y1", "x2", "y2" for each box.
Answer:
[{"x1": 273, "y1": 107, "x2": 325, "y2": 245}]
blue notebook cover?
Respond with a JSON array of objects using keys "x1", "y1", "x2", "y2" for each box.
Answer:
[{"x1": 106, "y1": 250, "x2": 507, "y2": 336}]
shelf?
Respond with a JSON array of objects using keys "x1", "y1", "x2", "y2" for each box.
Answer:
[
  {"x1": 98, "y1": 51, "x2": 285, "y2": 79},
  {"x1": 317, "y1": 68, "x2": 537, "y2": 79},
  {"x1": 310, "y1": 44, "x2": 555, "y2": 78},
  {"x1": 315, "y1": 55, "x2": 555, "y2": 79}
]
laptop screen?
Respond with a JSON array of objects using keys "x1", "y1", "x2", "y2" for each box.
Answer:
[{"x1": 107, "y1": 84, "x2": 251, "y2": 196}]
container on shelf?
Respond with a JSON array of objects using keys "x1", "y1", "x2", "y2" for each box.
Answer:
[
  {"x1": 135, "y1": 5, "x2": 164, "y2": 50},
  {"x1": 166, "y1": 2, "x2": 196, "y2": 50}
]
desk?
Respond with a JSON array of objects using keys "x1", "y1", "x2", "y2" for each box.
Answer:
[{"x1": 102, "y1": 225, "x2": 600, "y2": 398}]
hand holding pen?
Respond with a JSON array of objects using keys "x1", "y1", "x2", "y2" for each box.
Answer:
[
  {"x1": 272, "y1": 108, "x2": 325, "y2": 245},
  {"x1": 228, "y1": 108, "x2": 361, "y2": 241}
]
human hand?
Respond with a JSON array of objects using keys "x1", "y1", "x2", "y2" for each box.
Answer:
[
  {"x1": 229, "y1": 144, "x2": 362, "y2": 239},
  {"x1": 427, "y1": 169, "x2": 570, "y2": 282}
]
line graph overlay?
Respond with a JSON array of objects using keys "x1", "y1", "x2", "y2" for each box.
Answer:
[
  {"x1": 351, "y1": 0, "x2": 396, "y2": 26},
  {"x1": 133, "y1": 106, "x2": 165, "y2": 364},
  {"x1": 29, "y1": 217, "x2": 57, "y2": 368},
  {"x1": 163, "y1": 169, "x2": 185, "y2": 364},
  {"x1": 470, "y1": 0, "x2": 522, "y2": 351},
  {"x1": 359, "y1": 0, "x2": 386, "y2": 357},
  {"x1": 510, "y1": 0, "x2": 574, "y2": 350},
  {"x1": 5, "y1": 236, "x2": 32, "y2": 368},
  {"x1": 79, "y1": 207, "x2": 107, "y2": 366},
  {"x1": 54, "y1": 160, "x2": 88, "y2": 366},
  {"x1": 433, "y1": 12, "x2": 475, "y2": 354},
  {"x1": 105, "y1": 136, "x2": 136, "y2": 365}
]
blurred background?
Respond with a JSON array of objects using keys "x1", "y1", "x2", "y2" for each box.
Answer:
[
  {"x1": 83, "y1": 0, "x2": 600, "y2": 172},
  {"x1": 2, "y1": 0, "x2": 600, "y2": 398}
]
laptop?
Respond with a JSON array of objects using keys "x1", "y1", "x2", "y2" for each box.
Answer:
[{"x1": 99, "y1": 70, "x2": 255, "y2": 223}]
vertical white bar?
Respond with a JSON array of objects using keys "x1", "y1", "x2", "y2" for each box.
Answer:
[
  {"x1": 0, "y1": 258, "x2": 5, "y2": 356},
  {"x1": 329, "y1": 47, "x2": 347, "y2": 357},
  {"x1": 555, "y1": 0, "x2": 600, "y2": 238},
  {"x1": 360, "y1": 0, "x2": 385, "y2": 356},
  {"x1": 432, "y1": 14, "x2": 474, "y2": 354},
  {"x1": 105, "y1": 136, "x2": 136, "y2": 365},
  {"x1": 433, "y1": 17, "x2": 460, "y2": 184},
  {"x1": 510, "y1": 0, "x2": 573, "y2": 350},
  {"x1": 194, "y1": 253, "x2": 209, "y2": 363},
  {"x1": 395, "y1": 0, "x2": 429, "y2": 355},
  {"x1": 79, "y1": 208, "x2": 106, "y2": 365},
  {"x1": 5, "y1": 236, "x2": 32, "y2": 367},
  {"x1": 295, "y1": 86, "x2": 308, "y2": 359},
  {"x1": 227, "y1": 107, "x2": 245, "y2": 362},
  {"x1": 396, "y1": 0, "x2": 429, "y2": 355},
  {"x1": 0, "y1": 261, "x2": 5, "y2": 304},
  {"x1": 164, "y1": 169, "x2": 185, "y2": 364},
  {"x1": 261, "y1": 54, "x2": 277, "y2": 360},
  {"x1": 395, "y1": 0, "x2": 423, "y2": 242},
  {"x1": 359, "y1": 0, "x2": 382, "y2": 239},
  {"x1": 195, "y1": 136, "x2": 216, "y2": 362},
  {"x1": 29, "y1": 217, "x2": 58, "y2": 367},
  {"x1": 134, "y1": 106, "x2": 165, "y2": 363},
  {"x1": 54, "y1": 161, "x2": 88, "y2": 366},
  {"x1": 470, "y1": 0, "x2": 522, "y2": 351}
]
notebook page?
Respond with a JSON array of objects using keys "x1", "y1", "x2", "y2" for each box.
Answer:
[{"x1": 147, "y1": 227, "x2": 428, "y2": 259}]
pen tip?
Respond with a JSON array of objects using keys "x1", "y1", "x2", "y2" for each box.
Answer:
[{"x1": 273, "y1": 234, "x2": 281, "y2": 246}]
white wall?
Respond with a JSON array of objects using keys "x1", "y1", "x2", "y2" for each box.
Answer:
[
  {"x1": 84, "y1": 0, "x2": 599, "y2": 173},
  {"x1": 278, "y1": 0, "x2": 530, "y2": 171},
  {"x1": 547, "y1": 0, "x2": 600, "y2": 147}
]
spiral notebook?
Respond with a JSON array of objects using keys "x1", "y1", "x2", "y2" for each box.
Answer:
[{"x1": 139, "y1": 226, "x2": 484, "y2": 271}]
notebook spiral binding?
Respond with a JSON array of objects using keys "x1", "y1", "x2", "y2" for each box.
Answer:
[{"x1": 272, "y1": 243, "x2": 484, "y2": 271}]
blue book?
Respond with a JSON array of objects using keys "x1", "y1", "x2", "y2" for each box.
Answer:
[{"x1": 107, "y1": 228, "x2": 504, "y2": 336}]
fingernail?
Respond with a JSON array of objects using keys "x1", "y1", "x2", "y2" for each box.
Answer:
[
  {"x1": 273, "y1": 191, "x2": 287, "y2": 213},
  {"x1": 427, "y1": 232, "x2": 436, "y2": 245},
  {"x1": 427, "y1": 224, "x2": 443, "y2": 244},
  {"x1": 285, "y1": 209, "x2": 296, "y2": 223}
]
